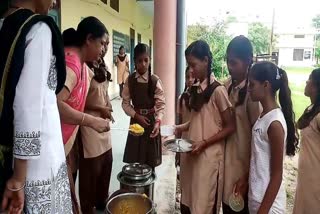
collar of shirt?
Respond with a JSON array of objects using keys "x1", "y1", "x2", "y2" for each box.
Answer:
[
  {"x1": 234, "y1": 79, "x2": 247, "y2": 90},
  {"x1": 199, "y1": 75, "x2": 215, "y2": 91},
  {"x1": 135, "y1": 71, "x2": 149, "y2": 81}
]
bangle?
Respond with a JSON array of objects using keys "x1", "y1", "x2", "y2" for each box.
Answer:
[
  {"x1": 81, "y1": 113, "x2": 85, "y2": 125},
  {"x1": 6, "y1": 183, "x2": 25, "y2": 192}
]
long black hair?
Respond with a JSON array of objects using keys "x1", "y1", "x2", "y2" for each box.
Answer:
[
  {"x1": 133, "y1": 43, "x2": 153, "y2": 97},
  {"x1": 297, "y1": 68, "x2": 320, "y2": 129},
  {"x1": 119, "y1": 45, "x2": 124, "y2": 53},
  {"x1": 62, "y1": 16, "x2": 108, "y2": 47},
  {"x1": 185, "y1": 40, "x2": 213, "y2": 87},
  {"x1": 250, "y1": 62, "x2": 299, "y2": 156},
  {"x1": 226, "y1": 35, "x2": 253, "y2": 106},
  {"x1": 179, "y1": 66, "x2": 192, "y2": 111}
]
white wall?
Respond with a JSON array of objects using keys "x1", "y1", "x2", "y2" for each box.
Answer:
[
  {"x1": 278, "y1": 47, "x2": 314, "y2": 67},
  {"x1": 277, "y1": 34, "x2": 315, "y2": 48}
]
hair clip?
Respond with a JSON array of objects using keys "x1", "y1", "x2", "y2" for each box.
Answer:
[{"x1": 276, "y1": 68, "x2": 281, "y2": 80}]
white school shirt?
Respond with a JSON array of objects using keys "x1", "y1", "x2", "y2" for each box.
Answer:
[{"x1": 248, "y1": 108, "x2": 287, "y2": 214}]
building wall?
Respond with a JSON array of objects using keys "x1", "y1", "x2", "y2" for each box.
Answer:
[
  {"x1": 277, "y1": 33, "x2": 316, "y2": 67},
  {"x1": 277, "y1": 34, "x2": 315, "y2": 48},
  {"x1": 60, "y1": 0, "x2": 154, "y2": 97},
  {"x1": 278, "y1": 47, "x2": 314, "y2": 67}
]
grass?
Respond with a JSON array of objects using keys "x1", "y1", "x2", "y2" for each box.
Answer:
[
  {"x1": 289, "y1": 83, "x2": 309, "y2": 120},
  {"x1": 285, "y1": 67, "x2": 312, "y2": 119},
  {"x1": 283, "y1": 66, "x2": 314, "y2": 76}
]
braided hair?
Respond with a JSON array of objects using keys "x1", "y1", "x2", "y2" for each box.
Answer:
[
  {"x1": 179, "y1": 66, "x2": 192, "y2": 111},
  {"x1": 226, "y1": 35, "x2": 253, "y2": 107},
  {"x1": 133, "y1": 43, "x2": 153, "y2": 97},
  {"x1": 297, "y1": 68, "x2": 320, "y2": 129}
]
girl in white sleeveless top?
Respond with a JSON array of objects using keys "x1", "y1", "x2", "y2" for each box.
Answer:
[{"x1": 247, "y1": 62, "x2": 299, "y2": 214}]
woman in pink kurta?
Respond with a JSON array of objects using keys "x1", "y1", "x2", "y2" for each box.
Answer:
[
  {"x1": 176, "y1": 40, "x2": 235, "y2": 214},
  {"x1": 57, "y1": 17, "x2": 110, "y2": 213}
]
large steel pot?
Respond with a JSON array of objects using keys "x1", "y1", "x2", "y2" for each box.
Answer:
[
  {"x1": 106, "y1": 193, "x2": 154, "y2": 214},
  {"x1": 117, "y1": 163, "x2": 156, "y2": 200}
]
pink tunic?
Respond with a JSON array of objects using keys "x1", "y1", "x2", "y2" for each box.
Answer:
[{"x1": 61, "y1": 49, "x2": 89, "y2": 155}]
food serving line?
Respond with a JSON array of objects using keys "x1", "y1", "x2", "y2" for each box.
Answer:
[{"x1": 105, "y1": 125, "x2": 190, "y2": 214}]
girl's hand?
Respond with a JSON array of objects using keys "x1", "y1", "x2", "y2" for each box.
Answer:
[
  {"x1": 1, "y1": 178, "x2": 25, "y2": 214},
  {"x1": 233, "y1": 176, "x2": 248, "y2": 197},
  {"x1": 89, "y1": 116, "x2": 110, "y2": 133},
  {"x1": 191, "y1": 140, "x2": 207, "y2": 155},
  {"x1": 150, "y1": 121, "x2": 160, "y2": 138},
  {"x1": 257, "y1": 208, "x2": 269, "y2": 214},
  {"x1": 101, "y1": 107, "x2": 113, "y2": 119},
  {"x1": 134, "y1": 114, "x2": 150, "y2": 128},
  {"x1": 174, "y1": 125, "x2": 183, "y2": 136}
]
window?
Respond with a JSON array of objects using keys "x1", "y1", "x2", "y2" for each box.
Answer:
[
  {"x1": 293, "y1": 49, "x2": 304, "y2": 61},
  {"x1": 138, "y1": 33, "x2": 142, "y2": 43},
  {"x1": 304, "y1": 50, "x2": 311, "y2": 60},
  {"x1": 100, "y1": 0, "x2": 107, "y2": 4},
  {"x1": 294, "y1": 35, "x2": 305, "y2": 38},
  {"x1": 110, "y1": 0, "x2": 119, "y2": 12}
]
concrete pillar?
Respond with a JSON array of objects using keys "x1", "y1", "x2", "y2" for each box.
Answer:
[
  {"x1": 176, "y1": 0, "x2": 187, "y2": 123},
  {"x1": 153, "y1": 0, "x2": 177, "y2": 125}
]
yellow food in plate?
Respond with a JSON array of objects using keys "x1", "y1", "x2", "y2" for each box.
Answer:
[{"x1": 129, "y1": 123, "x2": 144, "y2": 134}]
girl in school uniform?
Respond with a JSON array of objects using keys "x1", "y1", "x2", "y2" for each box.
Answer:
[
  {"x1": 79, "y1": 40, "x2": 114, "y2": 213},
  {"x1": 247, "y1": 62, "x2": 299, "y2": 214},
  {"x1": 122, "y1": 43, "x2": 165, "y2": 169},
  {"x1": 176, "y1": 40, "x2": 235, "y2": 214},
  {"x1": 293, "y1": 68, "x2": 320, "y2": 214},
  {"x1": 223, "y1": 36, "x2": 261, "y2": 214}
]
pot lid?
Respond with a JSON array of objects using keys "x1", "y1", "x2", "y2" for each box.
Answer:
[{"x1": 122, "y1": 163, "x2": 152, "y2": 180}]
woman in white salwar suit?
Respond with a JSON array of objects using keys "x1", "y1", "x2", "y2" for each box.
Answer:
[{"x1": 0, "y1": 0, "x2": 72, "y2": 213}]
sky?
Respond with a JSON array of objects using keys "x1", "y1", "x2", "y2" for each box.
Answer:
[{"x1": 186, "y1": 0, "x2": 320, "y2": 31}]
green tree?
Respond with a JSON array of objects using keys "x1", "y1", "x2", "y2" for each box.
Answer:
[
  {"x1": 312, "y1": 14, "x2": 320, "y2": 29},
  {"x1": 248, "y1": 22, "x2": 271, "y2": 55},
  {"x1": 315, "y1": 41, "x2": 320, "y2": 65},
  {"x1": 187, "y1": 21, "x2": 231, "y2": 79},
  {"x1": 313, "y1": 15, "x2": 320, "y2": 64}
]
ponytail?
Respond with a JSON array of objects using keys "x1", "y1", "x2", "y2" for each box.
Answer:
[
  {"x1": 179, "y1": 84, "x2": 188, "y2": 109},
  {"x1": 62, "y1": 28, "x2": 80, "y2": 47},
  {"x1": 278, "y1": 69, "x2": 299, "y2": 156},
  {"x1": 207, "y1": 50, "x2": 213, "y2": 87}
]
